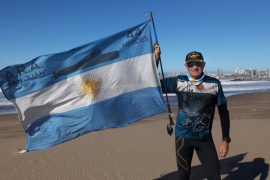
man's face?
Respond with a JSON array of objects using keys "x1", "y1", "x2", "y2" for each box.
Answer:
[{"x1": 185, "y1": 61, "x2": 205, "y2": 79}]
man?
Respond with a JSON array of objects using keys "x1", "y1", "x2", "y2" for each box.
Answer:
[{"x1": 154, "y1": 44, "x2": 230, "y2": 180}]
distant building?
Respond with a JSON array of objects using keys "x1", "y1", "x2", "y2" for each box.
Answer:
[
  {"x1": 243, "y1": 69, "x2": 251, "y2": 76},
  {"x1": 235, "y1": 68, "x2": 240, "y2": 74},
  {"x1": 216, "y1": 68, "x2": 222, "y2": 76},
  {"x1": 250, "y1": 69, "x2": 256, "y2": 77},
  {"x1": 257, "y1": 70, "x2": 261, "y2": 77},
  {"x1": 260, "y1": 71, "x2": 267, "y2": 77}
]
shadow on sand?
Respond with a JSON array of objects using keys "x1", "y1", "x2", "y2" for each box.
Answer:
[{"x1": 154, "y1": 153, "x2": 269, "y2": 180}]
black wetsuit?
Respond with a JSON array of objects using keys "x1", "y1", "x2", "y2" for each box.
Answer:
[{"x1": 161, "y1": 74, "x2": 230, "y2": 180}]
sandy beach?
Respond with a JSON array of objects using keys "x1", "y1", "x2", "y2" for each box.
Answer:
[{"x1": 0, "y1": 92, "x2": 269, "y2": 180}]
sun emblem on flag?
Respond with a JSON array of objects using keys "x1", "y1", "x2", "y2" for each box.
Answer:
[{"x1": 76, "y1": 74, "x2": 103, "y2": 101}]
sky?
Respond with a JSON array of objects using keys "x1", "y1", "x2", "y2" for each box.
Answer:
[{"x1": 0, "y1": 0, "x2": 270, "y2": 74}]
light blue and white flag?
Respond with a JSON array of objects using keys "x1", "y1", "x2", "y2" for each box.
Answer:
[{"x1": 0, "y1": 20, "x2": 166, "y2": 151}]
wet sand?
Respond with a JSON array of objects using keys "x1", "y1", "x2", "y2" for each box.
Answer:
[{"x1": 0, "y1": 92, "x2": 269, "y2": 180}]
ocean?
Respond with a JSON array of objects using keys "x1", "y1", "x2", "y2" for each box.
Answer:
[
  {"x1": 164, "y1": 80, "x2": 270, "y2": 105},
  {"x1": 1, "y1": 80, "x2": 270, "y2": 115}
]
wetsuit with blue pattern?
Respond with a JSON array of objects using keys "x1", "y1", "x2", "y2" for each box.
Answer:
[{"x1": 161, "y1": 74, "x2": 230, "y2": 180}]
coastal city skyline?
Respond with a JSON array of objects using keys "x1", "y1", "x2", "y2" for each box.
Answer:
[
  {"x1": 164, "y1": 67, "x2": 270, "y2": 79},
  {"x1": 165, "y1": 68, "x2": 270, "y2": 77}
]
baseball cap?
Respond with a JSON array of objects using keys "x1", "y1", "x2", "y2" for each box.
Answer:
[{"x1": 185, "y1": 51, "x2": 204, "y2": 62}]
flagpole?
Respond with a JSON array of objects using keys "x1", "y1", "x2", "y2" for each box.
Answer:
[{"x1": 147, "y1": 12, "x2": 175, "y2": 136}]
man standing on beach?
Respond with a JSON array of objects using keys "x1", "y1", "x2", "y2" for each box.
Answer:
[{"x1": 154, "y1": 44, "x2": 231, "y2": 180}]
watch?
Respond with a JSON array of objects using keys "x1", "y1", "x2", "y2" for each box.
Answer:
[{"x1": 222, "y1": 137, "x2": 231, "y2": 143}]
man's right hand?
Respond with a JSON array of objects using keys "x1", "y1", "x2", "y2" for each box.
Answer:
[{"x1": 154, "y1": 42, "x2": 161, "y2": 61}]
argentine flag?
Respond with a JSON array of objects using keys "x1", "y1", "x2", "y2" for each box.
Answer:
[{"x1": 0, "y1": 20, "x2": 166, "y2": 151}]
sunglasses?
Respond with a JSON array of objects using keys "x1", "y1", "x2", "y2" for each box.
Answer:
[{"x1": 186, "y1": 61, "x2": 203, "y2": 68}]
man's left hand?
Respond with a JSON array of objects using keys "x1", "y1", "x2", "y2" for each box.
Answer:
[{"x1": 220, "y1": 141, "x2": 229, "y2": 157}]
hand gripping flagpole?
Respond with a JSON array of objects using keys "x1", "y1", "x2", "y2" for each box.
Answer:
[{"x1": 147, "y1": 12, "x2": 175, "y2": 136}]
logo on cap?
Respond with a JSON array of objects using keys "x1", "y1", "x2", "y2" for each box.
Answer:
[
  {"x1": 186, "y1": 51, "x2": 204, "y2": 62},
  {"x1": 188, "y1": 52, "x2": 201, "y2": 59}
]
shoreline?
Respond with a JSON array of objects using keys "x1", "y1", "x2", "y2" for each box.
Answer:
[{"x1": 2, "y1": 91, "x2": 270, "y2": 116}]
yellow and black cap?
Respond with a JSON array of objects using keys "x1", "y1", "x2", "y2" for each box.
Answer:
[{"x1": 185, "y1": 51, "x2": 204, "y2": 63}]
